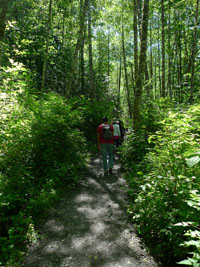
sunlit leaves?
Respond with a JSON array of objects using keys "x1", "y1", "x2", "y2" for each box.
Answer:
[
  {"x1": 121, "y1": 102, "x2": 200, "y2": 264},
  {"x1": 186, "y1": 156, "x2": 200, "y2": 168}
]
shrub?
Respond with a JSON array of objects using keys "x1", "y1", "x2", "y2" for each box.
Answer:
[
  {"x1": 121, "y1": 103, "x2": 200, "y2": 265},
  {"x1": 0, "y1": 89, "x2": 89, "y2": 265}
]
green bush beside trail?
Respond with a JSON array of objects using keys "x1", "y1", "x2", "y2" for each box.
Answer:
[
  {"x1": 120, "y1": 103, "x2": 200, "y2": 266},
  {"x1": 0, "y1": 91, "x2": 89, "y2": 265}
]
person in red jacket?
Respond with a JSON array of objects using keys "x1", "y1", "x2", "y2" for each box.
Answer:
[{"x1": 97, "y1": 117, "x2": 114, "y2": 176}]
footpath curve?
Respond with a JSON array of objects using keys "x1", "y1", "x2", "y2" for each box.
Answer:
[{"x1": 22, "y1": 155, "x2": 158, "y2": 267}]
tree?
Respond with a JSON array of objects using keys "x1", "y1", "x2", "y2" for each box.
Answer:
[
  {"x1": 133, "y1": 0, "x2": 150, "y2": 130},
  {"x1": 0, "y1": 0, "x2": 8, "y2": 64},
  {"x1": 161, "y1": 0, "x2": 165, "y2": 98},
  {"x1": 65, "y1": 0, "x2": 89, "y2": 98},
  {"x1": 122, "y1": 21, "x2": 132, "y2": 118},
  {"x1": 189, "y1": 0, "x2": 199, "y2": 103},
  {"x1": 88, "y1": 0, "x2": 95, "y2": 98},
  {"x1": 133, "y1": 0, "x2": 138, "y2": 86},
  {"x1": 41, "y1": 0, "x2": 53, "y2": 92}
]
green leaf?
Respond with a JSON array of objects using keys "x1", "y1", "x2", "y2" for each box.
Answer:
[
  {"x1": 178, "y1": 259, "x2": 193, "y2": 265},
  {"x1": 186, "y1": 156, "x2": 200, "y2": 167}
]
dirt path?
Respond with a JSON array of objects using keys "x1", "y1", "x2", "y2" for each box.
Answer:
[{"x1": 22, "y1": 155, "x2": 158, "y2": 267}]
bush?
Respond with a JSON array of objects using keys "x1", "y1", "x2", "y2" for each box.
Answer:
[
  {"x1": 0, "y1": 89, "x2": 89, "y2": 265},
  {"x1": 121, "y1": 103, "x2": 200, "y2": 265}
]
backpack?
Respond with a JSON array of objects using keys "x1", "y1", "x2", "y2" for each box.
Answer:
[{"x1": 102, "y1": 124, "x2": 113, "y2": 140}]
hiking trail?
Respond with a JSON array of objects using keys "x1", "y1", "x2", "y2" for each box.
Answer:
[{"x1": 22, "y1": 154, "x2": 158, "y2": 267}]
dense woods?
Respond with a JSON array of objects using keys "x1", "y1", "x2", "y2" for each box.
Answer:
[{"x1": 0, "y1": 0, "x2": 200, "y2": 266}]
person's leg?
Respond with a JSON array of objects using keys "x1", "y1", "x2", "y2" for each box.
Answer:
[
  {"x1": 116, "y1": 139, "x2": 120, "y2": 148},
  {"x1": 101, "y1": 144, "x2": 108, "y2": 173},
  {"x1": 113, "y1": 139, "x2": 116, "y2": 159},
  {"x1": 107, "y1": 144, "x2": 114, "y2": 172}
]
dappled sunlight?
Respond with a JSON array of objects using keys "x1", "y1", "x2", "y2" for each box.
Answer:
[
  {"x1": 75, "y1": 193, "x2": 95, "y2": 203},
  {"x1": 71, "y1": 234, "x2": 94, "y2": 250},
  {"x1": 44, "y1": 241, "x2": 67, "y2": 254},
  {"x1": 90, "y1": 221, "x2": 107, "y2": 235},
  {"x1": 93, "y1": 158, "x2": 101, "y2": 164},
  {"x1": 77, "y1": 204, "x2": 109, "y2": 220},
  {"x1": 22, "y1": 155, "x2": 157, "y2": 267},
  {"x1": 44, "y1": 219, "x2": 65, "y2": 234}
]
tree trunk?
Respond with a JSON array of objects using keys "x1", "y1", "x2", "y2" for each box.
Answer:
[
  {"x1": 161, "y1": 0, "x2": 165, "y2": 98},
  {"x1": 145, "y1": 62, "x2": 150, "y2": 96},
  {"x1": 61, "y1": 11, "x2": 66, "y2": 94},
  {"x1": 167, "y1": 10, "x2": 172, "y2": 98},
  {"x1": 122, "y1": 22, "x2": 132, "y2": 118},
  {"x1": 189, "y1": 0, "x2": 199, "y2": 104},
  {"x1": 0, "y1": 0, "x2": 8, "y2": 41},
  {"x1": 88, "y1": 0, "x2": 95, "y2": 98},
  {"x1": 133, "y1": 0, "x2": 150, "y2": 131},
  {"x1": 80, "y1": 33, "x2": 85, "y2": 94},
  {"x1": 149, "y1": 21, "x2": 153, "y2": 97},
  {"x1": 108, "y1": 28, "x2": 110, "y2": 79},
  {"x1": 137, "y1": 0, "x2": 143, "y2": 39},
  {"x1": 157, "y1": 14, "x2": 161, "y2": 98},
  {"x1": 41, "y1": 0, "x2": 53, "y2": 92},
  {"x1": 117, "y1": 56, "x2": 122, "y2": 108},
  {"x1": 133, "y1": 0, "x2": 138, "y2": 84},
  {"x1": 65, "y1": 0, "x2": 88, "y2": 98},
  {"x1": 0, "y1": 0, "x2": 8, "y2": 64},
  {"x1": 78, "y1": 0, "x2": 85, "y2": 95}
]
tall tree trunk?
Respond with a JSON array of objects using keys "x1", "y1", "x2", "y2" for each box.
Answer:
[
  {"x1": 145, "y1": 62, "x2": 150, "y2": 96},
  {"x1": 133, "y1": 0, "x2": 150, "y2": 131},
  {"x1": 117, "y1": 56, "x2": 122, "y2": 108},
  {"x1": 131, "y1": 63, "x2": 135, "y2": 94},
  {"x1": 65, "y1": 0, "x2": 88, "y2": 98},
  {"x1": 189, "y1": 0, "x2": 199, "y2": 104},
  {"x1": 154, "y1": 56, "x2": 157, "y2": 99},
  {"x1": 61, "y1": 11, "x2": 66, "y2": 94},
  {"x1": 157, "y1": 14, "x2": 161, "y2": 97},
  {"x1": 88, "y1": 0, "x2": 95, "y2": 98},
  {"x1": 107, "y1": 28, "x2": 110, "y2": 79},
  {"x1": 175, "y1": 24, "x2": 183, "y2": 103},
  {"x1": 41, "y1": 0, "x2": 53, "y2": 92},
  {"x1": 78, "y1": 0, "x2": 85, "y2": 95},
  {"x1": 122, "y1": 22, "x2": 132, "y2": 118},
  {"x1": 0, "y1": 0, "x2": 8, "y2": 65},
  {"x1": 80, "y1": 34, "x2": 85, "y2": 94},
  {"x1": 137, "y1": 0, "x2": 143, "y2": 39},
  {"x1": 167, "y1": 10, "x2": 172, "y2": 98},
  {"x1": 133, "y1": 0, "x2": 138, "y2": 84},
  {"x1": 149, "y1": 21, "x2": 154, "y2": 96},
  {"x1": 161, "y1": 0, "x2": 165, "y2": 98}
]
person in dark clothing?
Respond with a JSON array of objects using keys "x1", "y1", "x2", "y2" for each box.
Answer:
[{"x1": 117, "y1": 120, "x2": 125, "y2": 144}]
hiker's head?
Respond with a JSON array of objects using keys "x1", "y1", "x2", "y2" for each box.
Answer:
[{"x1": 102, "y1": 117, "x2": 108, "y2": 123}]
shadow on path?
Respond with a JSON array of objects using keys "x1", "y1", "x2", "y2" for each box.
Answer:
[{"x1": 22, "y1": 154, "x2": 158, "y2": 267}]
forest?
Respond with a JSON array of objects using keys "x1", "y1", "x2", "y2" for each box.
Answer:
[{"x1": 0, "y1": 0, "x2": 200, "y2": 266}]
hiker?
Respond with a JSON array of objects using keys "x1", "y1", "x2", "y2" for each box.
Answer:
[
  {"x1": 112, "y1": 121, "x2": 121, "y2": 155},
  {"x1": 97, "y1": 117, "x2": 114, "y2": 176},
  {"x1": 117, "y1": 120, "x2": 125, "y2": 144}
]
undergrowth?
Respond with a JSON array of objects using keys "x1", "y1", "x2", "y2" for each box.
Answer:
[
  {"x1": 0, "y1": 62, "x2": 114, "y2": 266},
  {"x1": 120, "y1": 102, "x2": 200, "y2": 266}
]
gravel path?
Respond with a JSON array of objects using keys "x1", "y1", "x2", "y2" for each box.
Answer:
[{"x1": 22, "y1": 155, "x2": 159, "y2": 267}]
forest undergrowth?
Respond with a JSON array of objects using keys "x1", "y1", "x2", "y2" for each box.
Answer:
[
  {"x1": 0, "y1": 63, "x2": 115, "y2": 266},
  {"x1": 120, "y1": 101, "x2": 200, "y2": 266}
]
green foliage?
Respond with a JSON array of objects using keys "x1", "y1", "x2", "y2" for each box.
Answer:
[
  {"x1": 0, "y1": 64, "x2": 92, "y2": 264},
  {"x1": 121, "y1": 103, "x2": 200, "y2": 265},
  {"x1": 175, "y1": 191, "x2": 200, "y2": 266}
]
